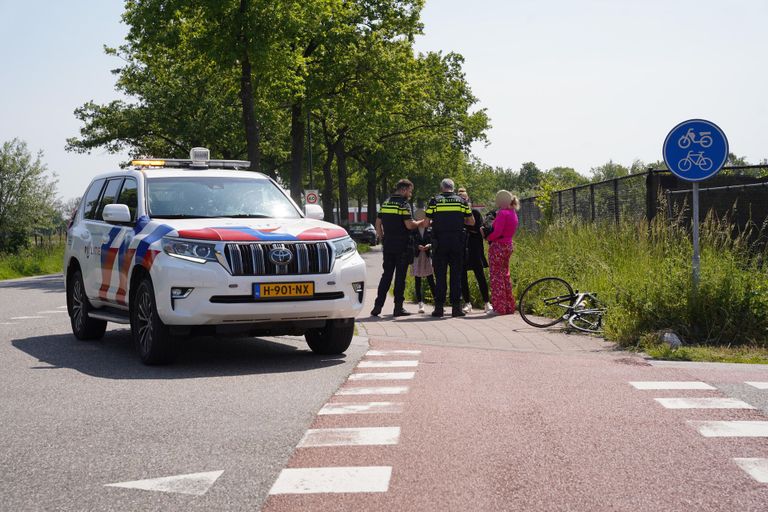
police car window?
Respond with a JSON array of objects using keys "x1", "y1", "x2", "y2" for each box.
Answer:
[
  {"x1": 117, "y1": 178, "x2": 138, "y2": 220},
  {"x1": 82, "y1": 179, "x2": 106, "y2": 220},
  {"x1": 95, "y1": 178, "x2": 124, "y2": 221},
  {"x1": 146, "y1": 177, "x2": 301, "y2": 219}
]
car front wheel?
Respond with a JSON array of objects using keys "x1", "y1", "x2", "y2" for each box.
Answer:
[
  {"x1": 130, "y1": 277, "x2": 175, "y2": 365},
  {"x1": 305, "y1": 318, "x2": 355, "y2": 355}
]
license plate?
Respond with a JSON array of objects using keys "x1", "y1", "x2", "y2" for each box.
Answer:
[{"x1": 253, "y1": 282, "x2": 314, "y2": 299}]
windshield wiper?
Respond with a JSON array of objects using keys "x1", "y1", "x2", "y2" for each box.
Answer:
[
  {"x1": 151, "y1": 214, "x2": 215, "y2": 219},
  {"x1": 222, "y1": 214, "x2": 272, "y2": 218}
]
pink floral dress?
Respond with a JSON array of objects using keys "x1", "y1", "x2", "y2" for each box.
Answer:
[{"x1": 486, "y1": 208, "x2": 519, "y2": 315}]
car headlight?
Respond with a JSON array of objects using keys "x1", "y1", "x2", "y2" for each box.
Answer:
[
  {"x1": 162, "y1": 237, "x2": 218, "y2": 264},
  {"x1": 332, "y1": 236, "x2": 357, "y2": 259}
]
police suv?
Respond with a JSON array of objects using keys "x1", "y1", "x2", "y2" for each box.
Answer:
[{"x1": 64, "y1": 148, "x2": 366, "y2": 364}]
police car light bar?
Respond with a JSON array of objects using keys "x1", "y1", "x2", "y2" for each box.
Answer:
[{"x1": 131, "y1": 147, "x2": 251, "y2": 170}]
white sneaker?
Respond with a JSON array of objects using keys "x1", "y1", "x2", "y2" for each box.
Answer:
[
  {"x1": 462, "y1": 302, "x2": 472, "y2": 314},
  {"x1": 418, "y1": 302, "x2": 425, "y2": 313},
  {"x1": 484, "y1": 303, "x2": 494, "y2": 314}
]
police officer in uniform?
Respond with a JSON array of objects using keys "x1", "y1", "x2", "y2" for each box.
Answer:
[
  {"x1": 371, "y1": 179, "x2": 423, "y2": 317},
  {"x1": 424, "y1": 178, "x2": 474, "y2": 317}
]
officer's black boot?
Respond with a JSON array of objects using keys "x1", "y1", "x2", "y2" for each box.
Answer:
[
  {"x1": 393, "y1": 303, "x2": 411, "y2": 317},
  {"x1": 431, "y1": 304, "x2": 444, "y2": 318},
  {"x1": 451, "y1": 303, "x2": 466, "y2": 317},
  {"x1": 370, "y1": 303, "x2": 383, "y2": 317}
]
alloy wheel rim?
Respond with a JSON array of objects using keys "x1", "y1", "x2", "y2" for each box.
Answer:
[
  {"x1": 72, "y1": 279, "x2": 85, "y2": 331},
  {"x1": 136, "y1": 288, "x2": 153, "y2": 354}
]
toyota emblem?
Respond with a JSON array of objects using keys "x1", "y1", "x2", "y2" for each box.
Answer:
[{"x1": 269, "y1": 247, "x2": 293, "y2": 266}]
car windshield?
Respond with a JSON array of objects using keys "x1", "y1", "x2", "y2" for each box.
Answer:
[{"x1": 146, "y1": 176, "x2": 301, "y2": 219}]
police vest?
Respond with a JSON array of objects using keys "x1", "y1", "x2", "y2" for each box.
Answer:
[{"x1": 425, "y1": 192, "x2": 471, "y2": 235}]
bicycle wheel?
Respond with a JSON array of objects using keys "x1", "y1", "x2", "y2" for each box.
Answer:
[
  {"x1": 567, "y1": 295, "x2": 605, "y2": 333},
  {"x1": 519, "y1": 277, "x2": 575, "y2": 328}
]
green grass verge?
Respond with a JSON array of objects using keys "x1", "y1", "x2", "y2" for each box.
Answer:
[
  {"x1": 0, "y1": 244, "x2": 65, "y2": 280},
  {"x1": 509, "y1": 216, "x2": 768, "y2": 349},
  {"x1": 644, "y1": 344, "x2": 768, "y2": 364},
  {"x1": 356, "y1": 243, "x2": 371, "y2": 254}
]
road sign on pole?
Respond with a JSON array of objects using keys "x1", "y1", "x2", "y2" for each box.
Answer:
[
  {"x1": 305, "y1": 190, "x2": 319, "y2": 205},
  {"x1": 663, "y1": 119, "x2": 729, "y2": 294}
]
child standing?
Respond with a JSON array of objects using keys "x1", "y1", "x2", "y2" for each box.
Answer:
[{"x1": 411, "y1": 209, "x2": 436, "y2": 313}]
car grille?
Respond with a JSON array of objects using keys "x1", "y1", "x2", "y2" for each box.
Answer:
[{"x1": 223, "y1": 242, "x2": 332, "y2": 276}]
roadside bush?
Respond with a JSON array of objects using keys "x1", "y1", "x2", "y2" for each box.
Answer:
[{"x1": 0, "y1": 243, "x2": 65, "y2": 280}]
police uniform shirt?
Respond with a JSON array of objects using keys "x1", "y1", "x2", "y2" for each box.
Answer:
[
  {"x1": 425, "y1": 192, "x2": 472, "y2": 235},
  {"x1": 378, "y1": 194, "x2": 414, "y2": 250}
]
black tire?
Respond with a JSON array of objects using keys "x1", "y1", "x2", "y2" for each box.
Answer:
[
  {"x1": 519, "y1": 277, "x2": 575, "y2": 328},
  {"x1": 130, "y1": 277, "x2": 175, "y2": 365},
  {"x1": 305, "y1": 318, "x2": 355, "y2": 355},
  {"x1": 67, "y1": 269, "x2": 107, "y2": 340}
]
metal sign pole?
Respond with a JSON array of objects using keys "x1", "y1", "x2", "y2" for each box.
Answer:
[
  {"x1": 307, "y1": 109, "x2": 314, "y2": 189},
  {"x1": 691, "y1": 182, "x2": 700, "y2": 294}
]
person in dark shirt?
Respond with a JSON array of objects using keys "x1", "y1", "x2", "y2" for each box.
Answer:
[
  {"x1": 424, "y1": 178, "x2": 474, "y2": 318},
  {"x1": 458, "y1": 189, "x2": 491, "y2": 314},
  {"x1": 371, "y1": 179, "x2": 423, "y2": 317}
]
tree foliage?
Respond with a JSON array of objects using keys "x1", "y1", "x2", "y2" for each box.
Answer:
[{"x1": 0, "y1": 139, "x2": 59, "y2": 252}]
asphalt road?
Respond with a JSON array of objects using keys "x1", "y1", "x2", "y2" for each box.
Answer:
[{"x1": 0, "y1": 274, "x2": 367, "y2": 511}]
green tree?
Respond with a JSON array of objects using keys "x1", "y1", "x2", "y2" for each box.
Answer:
[
  {"x1": 0, "y1": 139, "x2": 58, "y2": 252},
  {"x1": 518, "y1": 162, "x2": 541, "y2": 191},
  {"x1": 590, "y1": 160, "x2": 629, "y2": 181},
  {"x1": 543, "y1": 166, "x2": 589, "y2": 189}
]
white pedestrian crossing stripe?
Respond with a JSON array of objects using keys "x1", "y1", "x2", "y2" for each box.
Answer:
[
  {"x1": 269, "y1": 466, "x2": 392, "y2": 494},
  {"x1": 104, "y1": 470, "x2": 224, "y2": 495},
  {"x1": 348, "y1": 372, "x2": 415, "y2": 381},
  {"x1": 745, "y1": 382, "x2": 768, "y2": 390},
  {"x1": 358, "y1": 360, "x2": 419, "y2": 368},
  {"x1": 688, "y1": 421, "x2": 768, "y2": 437},
  {"x1": 336, "y1": 386, "x2": 409, "y2": 396},
  {"x1": 655, "y1": 397, "x2": 755, "y2": 409},
  {"x1": 734, "y1": 458, "x2": 768, "y2": 483},
  {"x1": 11, "y1": 316, "x2": 46, "y2": 320},
  {"x1": 629, "y1": 381, "x2": 716, "y2": 390},
  {"x1": 298, "y1": 427, "x2": 401, "y2": 447},
  {"x1": 366, "y1": 350, "x2": 422, "y2": 356},
  {"x1": 318, "y1": 402, "x2": 403, "y2": 415}
]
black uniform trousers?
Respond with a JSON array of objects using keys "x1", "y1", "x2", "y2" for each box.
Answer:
[
  {"x1": 432, "y1": 233, "x2": 464, "y2": 307},
  {"x1": 374, "y1": 249, "x2": 410, "y2": 308}
]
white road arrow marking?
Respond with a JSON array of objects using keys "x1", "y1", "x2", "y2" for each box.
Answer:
[{"x1": 104, "y1": 470, "x2": 224, "y2": 496}]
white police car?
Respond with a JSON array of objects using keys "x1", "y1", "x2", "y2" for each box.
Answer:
[{"x1": 64, "y1": 148, "x2": 366, "y2": 364}]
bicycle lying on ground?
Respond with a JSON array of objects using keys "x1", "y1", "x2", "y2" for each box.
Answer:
[{"x1": 519, "y1": 277, "x2": 606, "y2": 334}]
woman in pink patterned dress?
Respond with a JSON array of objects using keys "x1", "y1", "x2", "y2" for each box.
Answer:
[{"x1": 485, "y1": 190, "x2": 519, "y2": 315}]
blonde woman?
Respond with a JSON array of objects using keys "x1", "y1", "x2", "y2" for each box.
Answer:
[{"x1": 486, "y1": 190, "x2": 519, "y2": 315}]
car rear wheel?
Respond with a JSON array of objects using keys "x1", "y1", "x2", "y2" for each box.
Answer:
[
  {"x1": 130, "y1": 277, "x2": 175, "y2": 365},
  {"x1": 67, "y1": 269, "x2": 107, "y2": 340},
  {"x1": 305, "y1": 318, "x2": 355, "y2": 355}
]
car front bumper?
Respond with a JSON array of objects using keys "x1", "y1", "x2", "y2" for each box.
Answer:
[{"x1": 150, "y1": 252, "x2": 366, "y2": 326}]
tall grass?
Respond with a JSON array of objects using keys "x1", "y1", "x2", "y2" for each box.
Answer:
[
  {"x1": 509, "y1": 214, "x2": 768, "y2": 347},
  {"x1": 0, "y1": 243, "x2": 65, "y2": 280}
]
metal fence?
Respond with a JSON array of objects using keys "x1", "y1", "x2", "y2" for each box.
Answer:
[{"x1": 519, "y1": 165, "x2": 768, "y2": 232}]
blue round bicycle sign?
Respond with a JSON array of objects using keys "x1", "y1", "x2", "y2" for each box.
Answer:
[{"x1": 663, "y1": 119, "x2": 729, "y2": 182}]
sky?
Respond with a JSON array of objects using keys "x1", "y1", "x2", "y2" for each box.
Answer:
[{"x1": 1, "y1": 0, "x2": 767, "y2": 200}]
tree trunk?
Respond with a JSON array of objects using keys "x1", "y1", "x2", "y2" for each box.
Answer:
[
  {"x1": 239, "y1": 0, "x2": 264, "y2": 175},
  {"x1": 366, "y1": 165, "x2": 378, "y2": 222},
  {"x1": 289, "y1": 102, "x2": 304, "y2": 204},
  {"x1": 321, "y1": 149, "x2": 335, "y2": 223},
  {"x1": 335, "y1": 139, "x2": 350, "y2": 228}
]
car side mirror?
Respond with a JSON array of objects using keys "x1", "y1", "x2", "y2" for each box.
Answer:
[
  {"x1": 102, "y1": 204, "x2": 132, "y2": 224},
  {"x1": 305, "y1": 204, "x2": 324, "y2": 220}
]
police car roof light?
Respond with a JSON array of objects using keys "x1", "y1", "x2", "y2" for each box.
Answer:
[{"x1": 190, "y1": 147, "x2": 210, "y2": 168}]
